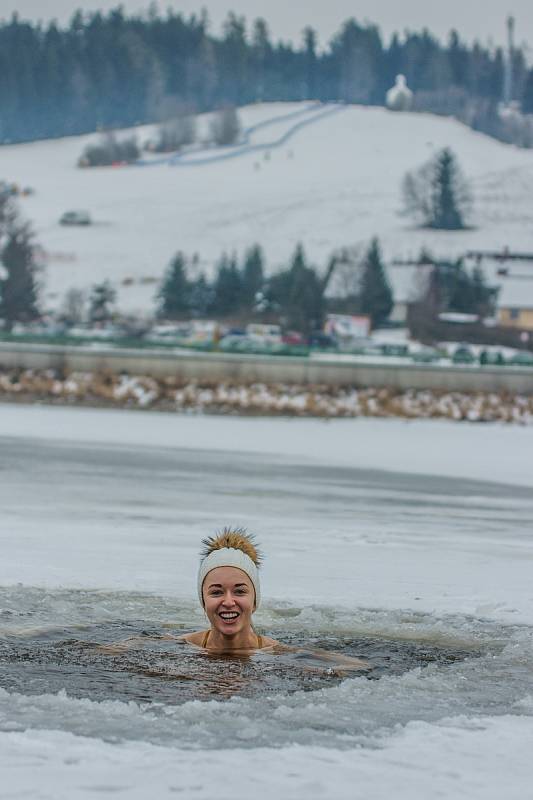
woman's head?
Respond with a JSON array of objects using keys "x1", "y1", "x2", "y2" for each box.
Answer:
[
  {"x1": 198, "y1": 528, "x2": 261, "y2": 620},
  {"x1": 202, "y1": 565, "x2": 256, "y2": 638}
]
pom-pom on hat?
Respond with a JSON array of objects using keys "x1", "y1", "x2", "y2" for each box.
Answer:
[{"x1": 198, "y1": 527, "x2": 261, "y2": 609}]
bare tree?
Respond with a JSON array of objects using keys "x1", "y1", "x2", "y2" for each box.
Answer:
[
  {"x1": 89, "y1": 281, "x2": 116, "y2": 323},
  {"x1": 79, "y1": 132, "x2": 140, "y2": 167},
  {"x1": 155, "y1": 114, "x2": 196, "y2": 153},
  {"x1": 209, "y1": 106, "x2": 241, "y2": 146},
  {"x1": 61, "y1": 287, "x2": 87, "y2": 325}
]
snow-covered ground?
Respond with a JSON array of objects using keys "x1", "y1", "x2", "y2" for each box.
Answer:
[
  {"x1": 0, "y1": 404, "x2": 532, "y2": 798},
  {"x1": 2, "y1": 102, "x2": 533, "y2": 314}
]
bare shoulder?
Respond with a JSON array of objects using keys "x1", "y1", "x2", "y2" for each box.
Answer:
[
  {"x1": 180, "y1": 630, "x2": 208, "y2": 647},
  {"x1": 259, "y1": 635, "x2": 280, "y2": 649}
]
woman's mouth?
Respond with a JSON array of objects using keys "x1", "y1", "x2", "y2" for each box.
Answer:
[{"x1": 218, "y1": 611, "x2": 239, "y2": 623}]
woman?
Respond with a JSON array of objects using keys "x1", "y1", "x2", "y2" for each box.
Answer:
[
  {"x1": 182, "y1": 527, "x2": 277, "y2": 652},
  {"x1": 98, "y1": 527, "x2": 368, "y2": 675},
  {"x1": 183, "y1": 527, "x2": 369, "y2": 674}
]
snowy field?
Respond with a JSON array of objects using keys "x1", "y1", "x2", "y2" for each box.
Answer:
[
  {"x1": 2, "y1": 102, "x2": 533, "y2": 313},
  {"x1": 1, "y1": 404, "x2": 532, "y2": 798}
]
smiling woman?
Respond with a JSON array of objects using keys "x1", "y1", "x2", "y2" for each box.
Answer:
[
  {"x1": 96, "y1": 526, "x2": 369, "y2": 673},
  {"x1": 182, "y1": 528, "x2": 278, "y2": 652},
  {"x1": 182, "y1": 529, "x2": 369, "y2": 674}
]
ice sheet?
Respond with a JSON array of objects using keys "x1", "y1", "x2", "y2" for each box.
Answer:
[
  {"x1": 1, "y1": 714, "x2": 532, "y2": 800},
  {"x1": 1, "y1": 404, "x2": 532, "y2": 798}
]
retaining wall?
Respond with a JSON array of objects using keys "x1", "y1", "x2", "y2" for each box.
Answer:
[{"x1": 1, "y1": 342, "x2": 532, "y2": 394}]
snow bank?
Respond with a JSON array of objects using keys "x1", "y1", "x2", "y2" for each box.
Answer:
[{"x1": 1, "y1": 714, "x2": 532, "y2": 800}]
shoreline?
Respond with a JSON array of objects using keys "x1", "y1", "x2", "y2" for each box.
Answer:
[{"x1": 0, "y1": 366, "x2": 532, "y2": 424}]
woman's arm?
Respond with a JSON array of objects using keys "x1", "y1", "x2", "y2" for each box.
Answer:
[{"x1": 95, "y1": 633, "x2": 181, "y2": 654}]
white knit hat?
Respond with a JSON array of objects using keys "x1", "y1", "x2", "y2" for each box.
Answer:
[{"x1": 197, "y1": 529, "x2": 261, "y2": 610}]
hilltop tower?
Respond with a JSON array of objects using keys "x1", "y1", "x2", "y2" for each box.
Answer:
[
  {"x1": 386, "y1": 75, "x2": 413, "y2": 112},
  {"x1": 503, "y1": 15, "x2": 515, "y2": 106}
]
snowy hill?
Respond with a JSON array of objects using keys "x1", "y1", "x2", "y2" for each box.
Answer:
[{"x1": 1, "y1": 102, "x2": 533, "y2": 314}]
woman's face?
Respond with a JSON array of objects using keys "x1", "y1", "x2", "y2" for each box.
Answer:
[{"x1": 202, "y1": 566, "x2": 255, "y2": 637}]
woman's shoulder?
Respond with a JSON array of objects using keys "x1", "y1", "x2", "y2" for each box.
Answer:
[
  {"x1": 258, "y1": 634, "x2": 279, "y2": 649},
  {"x1": 180, "y1": 630, "x2": 208, "y2": 647},
  {"x1": 180, "y1": 631, "x2": 279, "y2": 650}
]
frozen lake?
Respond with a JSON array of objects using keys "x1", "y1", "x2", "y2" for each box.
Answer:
[{"x1": 0, "y1": 405, "x2": 532, "y2": 798}]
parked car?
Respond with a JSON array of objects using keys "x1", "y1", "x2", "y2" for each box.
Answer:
[
  {"x1": 282, "y1": 331, "x2": 305, "y2": 346},
  {"x1": 412, "y1": 347, "x2": 441, "y2": 363},
  {"x1": 308, "y1": 331, "x2": 337, "y2": 349},
  {"x1": 479, "y1": 349, "x2": 504, "y2": 366},
  {"x1": 380, "y1": 343, "x2": 409, "y2": 357},
  {"x1": 507, "y1": 351, "x2": 533, "y2": 367},
  {"x1": 452, "y1": 345, "x2": 476, "y2": 364},
  {"x1": 60, "y1": 210, "x2": 92, "y2": 226}
]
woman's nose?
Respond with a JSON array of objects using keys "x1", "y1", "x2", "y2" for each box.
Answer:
[{"x1": 221, "y1": 592, "x2": 236, "y2": 605}]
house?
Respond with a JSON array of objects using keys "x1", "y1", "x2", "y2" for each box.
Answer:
[
  {"x1": 499, "y1": 303, "x2": 533, "y2": 330},
  {"x1": 463, "y1": 251, "x2": 533, "y2": 331}
]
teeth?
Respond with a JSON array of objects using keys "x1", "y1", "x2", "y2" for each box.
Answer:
[{"x1": 220, "y1": 612, "x2": 238, "y2": 619}]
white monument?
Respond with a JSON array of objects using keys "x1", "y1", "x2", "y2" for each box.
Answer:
[{"x1": 386, "y1": 74, "x2": 413, "y2": 112}]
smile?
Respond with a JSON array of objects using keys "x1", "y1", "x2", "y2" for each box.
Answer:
[{"x1": 219, "y1": 611, "x2": 239, "y2": 621}]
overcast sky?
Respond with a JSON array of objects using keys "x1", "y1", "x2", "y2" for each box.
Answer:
[{"x1": 1, "y1": 0, "x2": 532, "y2": 51}]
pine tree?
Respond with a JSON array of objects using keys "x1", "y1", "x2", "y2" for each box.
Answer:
[
  {"x1": 402, "y1": 148, "x2": 471, "y2": 230},
  {"x1": 267, "y1": 244, "x2": 324, "y2": 334},
  {"x1": 303, "y1": 26, "x2": 317, "y2": 98},
  {"x1": 88, "y1": 280, "x2": 116, "y2": 323},
  {"x1": 189, "y1": 274, "x2": 213, "y2": 317},
  {"x1": 251, "y1": 18, "x2": 271, "y2": 101},
  {"x1": 431, "y1": 148, "x2": 465, "y2": 229},
  {"x1": 157, "y1": 252, "x2": 191, "y2": 317},
  {"x1": 211, "y1": 253, "x2": 243, "y2": 315},
  {"x1": 242, "y1": 244, "x2": 264, "y2": 308},
  {"x1": 0, "y1": 220, "x2": 40, "y2": 331},
  {"x1": 359, "y1": 238, "x2": 393, "y2": 328},
  {"x1": 522, "y1": 68, "x2": 533, "y2": 114},
  {"x1": 439, "y1": 260, "x2": 499, "y2": 316}
]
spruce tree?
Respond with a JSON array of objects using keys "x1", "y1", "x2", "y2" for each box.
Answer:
[
  {"x1": 431, "y1": 148, "x2": 465, "y2": 229},
  {"x1": 0, "y1": 220, "x2": 40, "y2": 331},
  {"x1": 439, "y1": 260, "x2": 499, "y2": 316},
  {"x1": 359, "y1": 238, "x2": 393, "y2": 328},
  {"x1": 188, "y1": 274, "x2": 213, "y2": 317},
  {"x1": 402, "y1": 148, "x2": 471, "y2": 230},
  {"x1": 242, "y1": 244, "x2": 264, "y2": 308},
  {"x1": 157, "y1": 252, "x2": 191, "y2": 317},
  {"x1": 522, "y1": 68, "x2": 533, "y2": 114},
  {"x1": 211, "y1": 253, "x2": 243, "y2": 315},
  {"x1": 88, "y1": 280, "x2": 116, "y2": 323},
  {"x1": 267, "y1": 244, "x2": 324, "y2": 335}
]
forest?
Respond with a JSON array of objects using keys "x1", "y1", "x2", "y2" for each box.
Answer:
[{"x1": 1, "y1": 7, "x2": 532, "y2": 144}]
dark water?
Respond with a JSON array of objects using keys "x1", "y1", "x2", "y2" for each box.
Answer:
[{"x1": 0, "y1": 620, "x2": 475, "y2": 705}]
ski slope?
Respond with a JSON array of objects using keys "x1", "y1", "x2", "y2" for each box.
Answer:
[{"x1": 1, "y1": 102, "x2": 533, "y2": 314}]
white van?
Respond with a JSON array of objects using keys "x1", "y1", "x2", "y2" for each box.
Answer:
[{"x1": 245, "y1": 323, "x2": 282, "y2": 345}]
